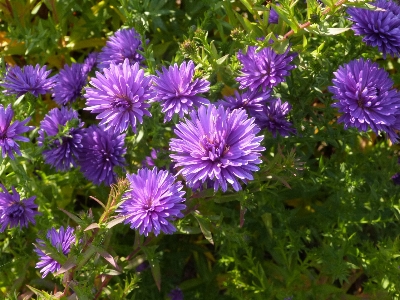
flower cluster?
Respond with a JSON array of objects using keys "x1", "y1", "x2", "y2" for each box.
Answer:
[
  {"x1": 34, "y1": 226, "x2": 75, "y2": 278},
  {"x1": 329, "y1": 58, "x2": 400, "y2": 142},
  {"x1": 0, "y1": 104, "x2": 33, "y2": 159},
  {"x1": 0, "y1": 184, "x2": 39, "y2": 232},
  {"x1": 348, "y1": 0, "x2": 400, "y2": 58},
  {"x1": 170, "y1": 105, "x2": 265, "y2": 192},
  {"x1": 117, "y1": 168, "x2": 186, "y2": 236}
]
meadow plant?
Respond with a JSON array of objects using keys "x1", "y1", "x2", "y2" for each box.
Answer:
[{"x1": 2, "y1": 0, "x2": 400, "y2": 299}]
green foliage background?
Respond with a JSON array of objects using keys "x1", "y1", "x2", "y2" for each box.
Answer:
[{"x1": 1, "y1": 0, "x2": 400, "y2": 299}]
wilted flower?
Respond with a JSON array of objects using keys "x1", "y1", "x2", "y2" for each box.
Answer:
[
  {"x1": 217, "y1": 89, "x2": 274, "y2": 117},
  {"x1": 82, "y1": 52, "x2": 98, "y2": 75},
  {"x1": 0, "y1": 184, "x2": 39, "y2": 232},
  {"x1": 53, "y1": 63, "x2": 87, "y2": 106},
  {"x1": 236, "y1": 46, "x2": 297, "y2": 92},
  {"x1": 34, "y1": 226, "x2": 75, "y2": 278},
  {"x1": 77, "y1": 125, "x2": 126, "y2": 186},
  {"x1": 117, "y1": 168, "x2": 186, "y2": 236},
  {"x1": 0, "y1": 104, "x2": 33, "y2": 159},
  {"x1": 1, "y1": 64, "x2": 56, "y2": 97},
  {"x1": 253, "y1": 98, "x2": 296, "y2": 137},
  {"x1": 97, "y1": 28, "x2": 144, "y2": 69},
  {"x1": 84, "y1": 59, "x2": 152, "y2": 133},
  {"x1": 152, "y1": 60, "x2": 210, "y2": 122},
  {"x1": 347, "y1": 0, "x2": 400, "y2": 59},
  {"x1": 38, "y1": 107, "x2": 84, "y2": 171},
  {"x1": 329, "y1": 58, "x2": 400, "y2": 142},
  {"x1": 170, "y1": 105, "x2": 265, "y2": 192}
]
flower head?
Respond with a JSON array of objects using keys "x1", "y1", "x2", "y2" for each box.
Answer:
[
  {"x1": 329, "y1": 58, "x2": 400, "y2": 142},
  {"x1": 0, "y1": 104, "x2": 33, "y2": 159},
  {"x1": 34, "y1": 226, "x2": 75, "y2": 278},
  {"x1": 97, "y1": 28, "x2": 144, "y2": 69},
  {"x1": 253, "y1": 98, "x2": 296, "y2": 137},
  {"x1": 38, "y1": 107, "x2": 84, "y2": 171},
  {"x1": 77, "y1": 125, "x2": 126, "y2": 186},
  {"x1": 1, "y1": 64, "x2": 56, "y2": 97},
  {"x1": 170, "y1": 105, "x2": 265, "y2": 192},
  {"x1": 84, "y1": 59, "x2": 152, "y2": 133},
  {"x1": 217, "y1": 89, "x2": 274, "y2": 117},
  {"x1": 236, "y1": 46, "x2": 297, "y2": 92},
  {"x1": 347, "y1": 0, "x2": 400, "y2": 58},
  {"x1": 152, "y1": 61, "x2": 210, "y2": 122},
  {"x1": 117, "y1": 168, "x2": 185, "y2": 236},
  {"x1": 0, "y1": 185, "x2": 39, "y2": 232},
  {"x1": 82, "y1": 52, "x2": 98, "y2": 75},
  {"x1": 53, "y1": 63, "x2": 87, "y2": 106},
  {"x1": 268, "y1": 8, "x2": 279, "y2": 24}
]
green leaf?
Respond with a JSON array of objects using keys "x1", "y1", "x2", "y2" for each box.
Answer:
[
  {"x1": 59, "y1": 208, "x2": 86, "y2": 227},
  {"x1": 141, "y1": 245, "x2": 161, "y2": 291},
  {"x1": 193, "y1": 212, "x2": 214, "y2": 245}
]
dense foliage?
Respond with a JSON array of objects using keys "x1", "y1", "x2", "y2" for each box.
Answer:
[{"x1": 1, "y1": 0, "x2": 400, "y2": 299}]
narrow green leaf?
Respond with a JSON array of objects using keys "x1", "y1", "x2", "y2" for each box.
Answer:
[
  {"x1": 59, "y1": 208, "x2": 86, "y2": 227},
  {"x1": 193, "y1": 212, "x2": 214, "y2": 245}
]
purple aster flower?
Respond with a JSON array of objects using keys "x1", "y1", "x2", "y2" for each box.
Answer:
[
  {"x1": 217, "y1": 89, "x2": 274, "y2": 117},
  {"x1": 38, "y1": 107, "x2": 84, "y2": 171},
  {"x1": 152, "y1": 61, "x2": 210, "y2": 122},
  {"x1": 0, "y1": 184, "x2": 39, "y2": 232},
  {"x1": 236, "y1": 46, "x2": 297, "y2": 92},
  {"x1": 53, "y1": 63, "x2": 87, "y2": 106},
  {"x1": 392, "y1": 173, "x2": 400, "y2": 185},
  {"x1": 84, "y1": 59, "x2": 152, "y2": 133},
  {"x1": 116, "y1": 168, "x2": 186, "y2": 236},
  {"x1": 97, "y1": 28, "x2": 144, "y2": 70},
  {"x1": 77, "y1": 125, "x2": 126, "y2": 186},
  {"x1": 269, "y1": 8, "x2": 279, "y2": 24},
  {"x1": 329, "y1": 58, "x2": 400, "y2": 142},
  {"x1": 347, "y1": 0, "x2": 400, "y2": 59},
  {"x1": 168, "y1": 287, "x2": 184, "y2": 300},
  {"x1": 34, "y1": 226, "x2": 75, "y2": 278},
  {"x1": 170, "y1": 105, "x2": 265, "y2": 192},
  {"x1": 0, "y1": 104, "x2": 33, "y2": 159},
  {"x1": 1, "y1": 64, "x2": 56, "y2": 97},
  {"x1": 82, "y1": 52, "x2": 98, "y2": 75},
  {"x1": 253, "y1": 98, "x2": 296, "y2": 137},
  {"x1": 142, "y1": 148, "x2": 159, "y2": 168}
]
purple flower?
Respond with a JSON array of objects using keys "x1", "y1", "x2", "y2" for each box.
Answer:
[
  {"x1": 84, "y1": 59, "x2": 152, "y2": 133},
  {"x1": 217, "y1": 89, "x2": 273, "y2": 117},
  {"x1": 152, "y1": 61, "x2": 210, "y2": 122},
  {"x1": 116, "y1": 168, "x2": 186, "y2": 236},
  {"x1": 236, "y1": 46, "x2": 297, "y2": 92},
  {"x1": 77, "y1": 125, "x2": 126, "y2": 186},
  {"x1": 82, "y1": 52, "x2": 98, "y2": 75},
  {"x1": 253, "y1": 98, "x2": 296, "y2": 137},
  {"x1": 34, "y1": 226, "x2": 75, "y2": 278},
  {"x1": 269, "y1": 8, "x2": 279, "y2": 24},
  {"x1": 38, "y1": 107, "x2": 84, "y2": 171},
  {"x1": 53, "y1": 63, "x2": 87, "y2": 106},
  {"x1": 392, "y1": 173, "x2": 400, "y2": 185},
  {"x1": 97, "y1": 28, "x2": 144, "y2": 70},
  {"x1": 1, "y1": 64, "x2": 56, "y2": 97},
  {"x1": 170, "y1": 105, "x2": 265, "y2": 192},
  {"x1": 142, "y1": 148, "x2": 159, "y2": 168},
  {"x1": 0, "y1": 104, "x2": 33, "y2": 159},
  {"x1": 329, "y1": 58, "x2": 400, "y2": 142},
  {"x1": 0, "y1": 184, "x2": 39, "y2": 232},
  {"x1": 347, "y1": 0, "x2": 400, "y2": 59},
  {"x1": 168, "y1": 287, "x2": 184, "y2": 300}
]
